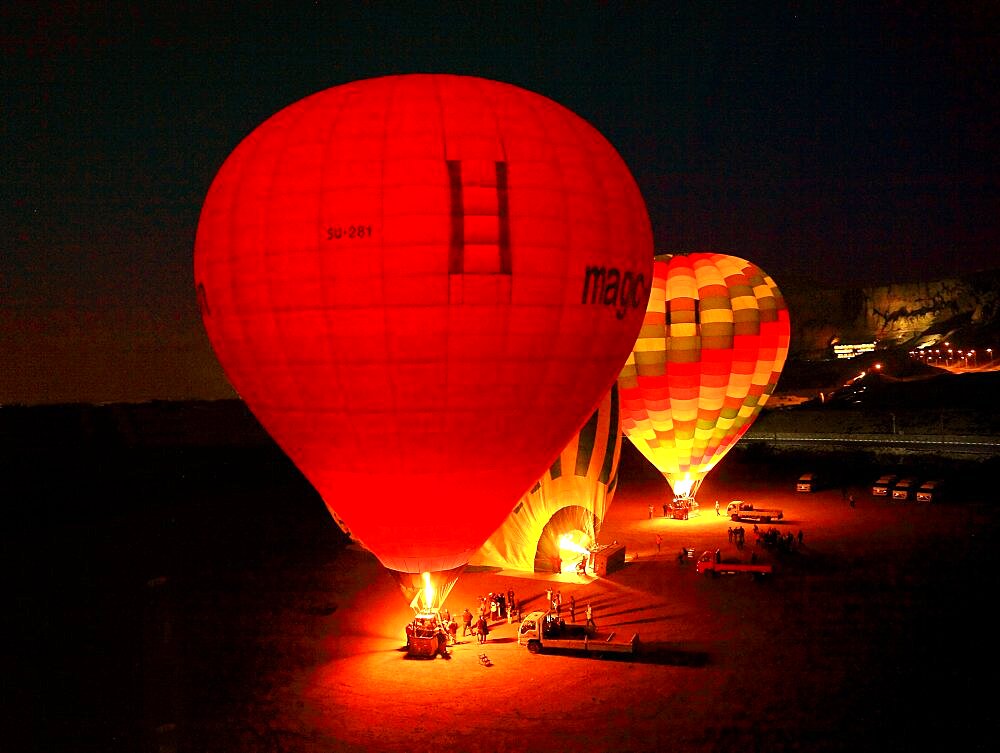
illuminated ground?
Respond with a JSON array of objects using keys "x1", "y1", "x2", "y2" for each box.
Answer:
[
  {"x1": 104, "y1": 449, "x2": 990, "y2": 753},
  {"x1": 23, "y1": 440, "x2": 996, "y2": 753}
]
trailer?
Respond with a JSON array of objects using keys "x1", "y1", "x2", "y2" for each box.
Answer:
[{"x1": 517, "y1": 610, "x2": 638, "y2": 657}]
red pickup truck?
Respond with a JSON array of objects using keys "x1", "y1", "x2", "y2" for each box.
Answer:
[{"x1": 695, "y1": 550, "x2": 772, "y2": 578}]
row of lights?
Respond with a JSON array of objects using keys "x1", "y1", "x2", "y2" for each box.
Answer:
[{"x1": 909, "y1": 342, "x2": 994, "y2": 368}]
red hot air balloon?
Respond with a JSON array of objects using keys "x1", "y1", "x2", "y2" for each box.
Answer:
[
  {"x1": 618, "y1": 253, "x2": 790, "y2": 506},
  {"x1": 195, "y1": 75, "x2": 652, "y2": 609}
]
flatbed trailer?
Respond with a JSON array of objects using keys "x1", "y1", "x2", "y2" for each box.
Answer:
[{"x1": 517, "y1": 610, "x2": 638, "y2": 657}]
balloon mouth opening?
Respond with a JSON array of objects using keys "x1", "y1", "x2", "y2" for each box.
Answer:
[{"x1": 389, "y1": 566, "x2": 465, "y2": 613}]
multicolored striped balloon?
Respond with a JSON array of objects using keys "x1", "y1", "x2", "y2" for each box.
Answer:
[
  {"x1": 472, "y1": 383, "x2": 621, "y2": 572},
  {"x1": 618, "y1": 253, "x2": 790, "y2": 501}
]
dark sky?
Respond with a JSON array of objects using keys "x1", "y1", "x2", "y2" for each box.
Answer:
[{"x1": 3, "y1": 2, "x2": 997, "y2": 404}]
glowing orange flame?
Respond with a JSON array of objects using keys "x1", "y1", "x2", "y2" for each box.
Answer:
[
  {"x1": 558, "y1": 533, "x2": 590, "y2": 556},
  {"x1": 671, "y1": 477, "x2": 694, "y2": 498},
  {"x1": 422, "y1": 571, "x2": 435, "y2": 610}
]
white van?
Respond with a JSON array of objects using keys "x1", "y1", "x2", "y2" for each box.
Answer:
[
  {"x1": 796, "y1": 472, "x2": 819, "y2": 492},
  {"x1": 891, "y1": 477, "x2": 919, "y2": 501},
  {"x1": 916, "y1": 479, "x2": 945, "y2": 503}
]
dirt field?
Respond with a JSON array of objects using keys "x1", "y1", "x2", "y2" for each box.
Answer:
[
  {"x1": 24, "y1": 445, "x2": 997, "y2": 753},
  {"x1": 131, "y1": 455, "x2": 994, "y2": 753}
]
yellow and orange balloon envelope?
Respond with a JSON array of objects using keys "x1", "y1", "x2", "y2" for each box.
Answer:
[
  {"x1": 618, "y1": 253, "x2": 790, "y2": 501},
  {"x1": 194, "y1": 75, "x2": 652, "y2": 608}
]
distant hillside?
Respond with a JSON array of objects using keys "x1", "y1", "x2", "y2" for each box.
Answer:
[{"x1": 782, "y1": 268, "x2": 1000, "y2": 359}]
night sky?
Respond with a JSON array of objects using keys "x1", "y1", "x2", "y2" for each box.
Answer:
[{"x1": 3, "y1": 2, "x2": 997, "y2": 404}]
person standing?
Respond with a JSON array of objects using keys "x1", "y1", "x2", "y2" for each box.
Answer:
[
  {"x1": 585, "y1": 603, "x2": 595, "y2": 631},
  {"x1": 569, "y1": 595, "x2": 576, "y2": 623},
  {"x1": 648, "y1": 504, "x2": 654, "y2": 519},
  {"x1": 476, "y1": 615, "x2": 489, "y2": 644},
  {"x1": 662, "y1": 502, "x2": 668, "y2": 517},
  {"x1": 655, "y1": 533, "x2": 662, "y2": 554},
  {"x1": 462, "y1": 608, "x2": 473, "y2": 637},
  {"x1": 798, "y1": 529, "x2": 804, "y2": 547},
  {"x1": 436, "y1": 625, "x2": 449, "y2": 657},
  {"x1": 546, "y1": 587, "x2": 553, "y2": 608},
  {"x1": 715, "y1": 500, "x2": 720, "y2": 516}
]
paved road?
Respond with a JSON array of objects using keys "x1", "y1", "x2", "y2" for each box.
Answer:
[{"x1": 743, "y1": 431, "x2": 1000, "y2": 456}]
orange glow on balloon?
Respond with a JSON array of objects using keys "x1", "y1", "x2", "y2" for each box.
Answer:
[{"x1": 194, "y1": 75, "x2": 652, "y2": 603}]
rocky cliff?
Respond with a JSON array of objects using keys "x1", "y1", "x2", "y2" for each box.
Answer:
[{"x1": 783, "y1": 269, "x2": 1000, "y2": 359}]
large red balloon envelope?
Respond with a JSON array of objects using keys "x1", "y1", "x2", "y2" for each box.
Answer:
[
  {"x1": 194, "y1": 75, "x2": 652, "y2": 607},
  {"x1": 618, "y1": 253, "x2": 790, "y2": 504}
]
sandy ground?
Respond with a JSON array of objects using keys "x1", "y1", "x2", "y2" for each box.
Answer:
[
  {"x1": 25, "y1": 447, "x2": 997, "y2": 753},
  {"x1": 108, "y1": 453, "x2": 991, "y2": 753}
]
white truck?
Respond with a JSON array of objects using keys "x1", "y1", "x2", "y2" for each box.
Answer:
[
  {"x1": 517, "y1": 610, "x2": 638, "y2": 657},
  {"x1": 726, "y1": 500, "x2": 783, "y2": 523}
]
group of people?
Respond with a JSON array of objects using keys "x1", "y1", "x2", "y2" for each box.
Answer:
[
  {"x1": 416, "y1": 585, "x2": 600, "y2": 654},
  {"x1": 437, "y1": 609, "x2": 459, "y2": 645},
  {"x1": 727, "y1": 525, "x2": 747, "y2": 549},
  {"x1": 753, "y1": 524, "x2": 803, "y2": 553},
  {"x1": 456, "y1": 606, "x2": 492, "y2": 644},
  {"x1": 478, "y1": 588, "x2": 518, "y2": 625},
  {"x1": 545, "y1": 587, "x2": 563, "y2": 615},
  {"x1": 453, "y1": 588, "x2": 520, "y2": 646}
]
